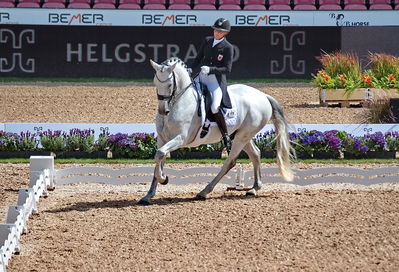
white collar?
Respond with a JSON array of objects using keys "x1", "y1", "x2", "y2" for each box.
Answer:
[{"x1": 212, "y1": 38, "x2": 224, "y2": 47}]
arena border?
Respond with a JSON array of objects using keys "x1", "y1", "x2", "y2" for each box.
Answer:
[{"x1": 2, "y1": 155, "x2": 399, "y2": 271}]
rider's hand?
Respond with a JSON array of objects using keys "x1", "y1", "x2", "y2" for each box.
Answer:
[
  {"x1": 187, "y1": 68, "x2": 192, "y2": 74},
  {"x1": 201, "y1": 66, "x2": 210, "y2": 75}
]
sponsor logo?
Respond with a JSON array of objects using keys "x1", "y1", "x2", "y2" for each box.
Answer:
[
  {"x1": 0, "y1": 29, "x2": 35, "y2": 73},
  {"x1": 142, "y1": 14, "x2": 197, "y2": 25},
  {"x1": 235, "y1": 15, "x2": 290, "y2": 26},
  {"x1": 330, "y1": 13, "x2": 370, "y2": 27},
  {"x1": 270, "y1": 31, "x2": 305, "y2": 75},
  {"x1": 48, "y1": 13, "x2": 104, "y2": 25},
  {"x1": 0, "y1": 12, "x2": 10, "y2": 23}
]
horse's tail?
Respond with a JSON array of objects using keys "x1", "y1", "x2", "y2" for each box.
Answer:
[{"x1": 267, "y1": 95, "x2": 295, "y2": 182}]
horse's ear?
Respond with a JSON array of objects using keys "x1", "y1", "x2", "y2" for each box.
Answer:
[
  {"x1": 150, "y1": 59, "x2": 162, "y2": 71},
  {"x1": 166, "y1": 61, "x2": 178, "y2": 73}
]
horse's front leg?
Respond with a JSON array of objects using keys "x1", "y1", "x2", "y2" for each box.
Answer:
[
  {"x1": 154, "y1": 134, "x2": 185, "y2": 184},
  {"x1": 138, "y1": 135, "x2": 185, "y2": 205}
]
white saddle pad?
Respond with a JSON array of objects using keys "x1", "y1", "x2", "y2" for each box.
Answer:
[{"x1": 195, "y1": 82, "x2": 238, "y2": 128}]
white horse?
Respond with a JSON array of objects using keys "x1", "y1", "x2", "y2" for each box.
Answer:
[{"x1": 138, "y1": 57, "x2": 294, "y2": 205}]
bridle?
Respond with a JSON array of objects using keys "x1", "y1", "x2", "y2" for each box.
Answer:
[
  {"x1": 155, "y1": 71, "x2": 177, "y2": 102},
  {"x1": 155, "y1": 70, "x2": 193, "y2": 104}
]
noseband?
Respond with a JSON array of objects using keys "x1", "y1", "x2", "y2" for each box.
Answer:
[{"x1": 156, "y1": 72, "x2": 177, "y2": 101}]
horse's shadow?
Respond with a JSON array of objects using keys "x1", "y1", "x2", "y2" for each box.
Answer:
[{"x1": 46, "y1": 194, "x2": 264, "y2": 213}]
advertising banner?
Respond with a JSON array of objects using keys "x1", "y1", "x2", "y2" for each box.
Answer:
[
  {"x1": 0, "y1": 25, "x2": 340, "y2": 78},
  {"x1": 0, "y1": 8, "x2": 398, "y2": 27},
  {"x1": 4, "y1": 123, "x2": 399, "y2": 137}
]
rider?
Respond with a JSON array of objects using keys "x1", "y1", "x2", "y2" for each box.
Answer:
[{"x1": 190, "y1": 18, "x2": 234, "y2": 152}]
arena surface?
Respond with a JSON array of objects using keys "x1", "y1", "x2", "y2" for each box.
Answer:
[{"x1": 1, "y1": 83, "x2": 398, "y2": 271}]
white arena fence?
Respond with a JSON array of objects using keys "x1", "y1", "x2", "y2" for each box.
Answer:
[{"x1": 2, "y1": 156, "x2": 399, "y2": 271}]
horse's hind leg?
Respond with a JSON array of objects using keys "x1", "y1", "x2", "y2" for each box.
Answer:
[
  {"x1": 196, "y1": 135, "x2": 251, "y2": 199},
  {"x1": 242, "y1": 140, "x2": 262, "y2": 196}
]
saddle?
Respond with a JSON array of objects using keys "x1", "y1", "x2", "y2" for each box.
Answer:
[{"x1": 194, "y1": 81, "x2": 223, "y2": 138}]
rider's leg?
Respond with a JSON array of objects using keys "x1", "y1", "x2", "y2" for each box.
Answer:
[
  {"x1": 200, "y1": 74, "x2": 232, "y2": 152},
  {"x1": 213, "y1": 107, "x2": 232, "y2": 153},
  {"x1": 210, "y1": 88, "x2": 232, "y2": 153}
]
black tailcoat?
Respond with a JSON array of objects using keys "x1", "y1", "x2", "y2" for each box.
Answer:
[{"x1": 190, "y1": 36, "x2": 233, "y2": 109}]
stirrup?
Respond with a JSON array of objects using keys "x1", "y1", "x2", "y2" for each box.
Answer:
[
  {"x1": 223, "y1": 134, "x2": 232, "y2": 154},
  {"x1": 200, "y1": 124, "x2": 211, "y2": 138}
]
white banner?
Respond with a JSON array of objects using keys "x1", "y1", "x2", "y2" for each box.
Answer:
[
  {"x1": 3, "y1": 123, "x2": 399, "y2": 138},
  {"x1": 0, "y1": 8, "x2": 398, "y2": 27}
]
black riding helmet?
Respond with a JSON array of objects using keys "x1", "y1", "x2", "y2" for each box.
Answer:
[{"x1": 212, "y1": 18, "x2": 231, "y2": 32}]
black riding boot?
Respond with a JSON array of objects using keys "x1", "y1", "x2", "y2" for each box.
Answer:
[{"x1": 214, "y1": 110, "x2": 232, "y2": 153}]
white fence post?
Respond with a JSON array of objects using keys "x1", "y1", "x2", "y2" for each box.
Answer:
[{"x1": 29, "y1": 156, "x2": 54, "y2": 193}]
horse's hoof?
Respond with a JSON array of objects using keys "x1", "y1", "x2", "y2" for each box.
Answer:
[
  {"x1": 137, "y1": 198, "x2": 151, "y2": 206},
  {"x1": 194, "y1": 194, "x2": 206, "y2": 201},
  {"x1": 159, "y1": 176, "x2": 169, "y2": 185},
  {"x1": 246, "y1": 188, "x2": 257, "y2": 196}
]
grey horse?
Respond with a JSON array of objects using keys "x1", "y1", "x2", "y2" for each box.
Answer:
[{"x1": 138, "y1": 57, "x2": 294, "y2": 205}]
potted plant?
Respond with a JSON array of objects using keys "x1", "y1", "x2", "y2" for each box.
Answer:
[
  {"x1": 312, "y1": 51, "x2": 366, "y2": 106},
  {"x1": 363, "y1": 53, "x2": 399, "y2": 100},
  {"x1": 290, "y1": 130, "x2": 342, "y2": 159},
  {"x1": 342, "y1": 134, "x2": 369, "y2": 159},
  {"x1": 253, "y1": 130, "x2": 276, "y2": 158},
  {"x1": 385, "y1": 131, "x2": 399, "y2": 155},
  {"x1": 0, "y1": 131, "x2": 46, "y2": 158},
  {"x1": 362, "y1": 131, "x2": 395, "y2": 159},
  {"x1": 39, "y1": 129, "x2": 66, "y2": 155},
  {"x1": 58, "y1": 128, "x2": 107, "y2": 158},
  {"x1": 108, "y1": 132, "x2": 157, "y2": 159}
]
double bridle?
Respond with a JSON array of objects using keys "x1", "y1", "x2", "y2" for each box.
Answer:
[
  {"x1": 155, "y1": 71, "x2": 177, "y2": 102},
  {"x1": 155, "y1": 71, "x2": 193, "y2": 103}
]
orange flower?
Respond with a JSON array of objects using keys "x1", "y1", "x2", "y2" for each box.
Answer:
[
  {"x1": 324, "y1": 75, "x2": 330, "y2": 81},
  {"x1": 361, "y1": 74, "x2": 373, "y2": 87},
  {"x1": 339, "y1": 74, "x2": 345, "y2": 85},
  {"x1": 388, "y1": 74, "x2": 395, "y2": 81}
]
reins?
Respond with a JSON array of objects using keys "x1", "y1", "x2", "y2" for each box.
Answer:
[{"x1": 155, "y1": 71, "x2": 193, "y2": 105}]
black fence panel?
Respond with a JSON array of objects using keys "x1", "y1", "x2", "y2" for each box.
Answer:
[{"x1": 1, "y1": 25, "x2": 341, "y2": 79}]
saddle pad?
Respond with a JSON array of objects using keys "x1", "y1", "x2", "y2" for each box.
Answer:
[{"x1": 195, "y1": 81, "x2": 238, "y2": 128}]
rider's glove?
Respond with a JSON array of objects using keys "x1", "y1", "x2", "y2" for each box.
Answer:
[
  {"x1": 201, "y1": 66, "x2": 210, "y2": 75},
  {"x1": 187, "y1": 68, "x2": 193, "y2": 74}
]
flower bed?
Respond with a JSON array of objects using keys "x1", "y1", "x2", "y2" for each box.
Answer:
[
  {"x1": 312, "y1": 52, "x2": 399, "y2": 103},
  {"x1": 1, "y1": 128, "x2": 399, "y2": 159}
]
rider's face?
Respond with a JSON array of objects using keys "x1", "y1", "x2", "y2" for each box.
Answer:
[{"x1": 213, "y1": 30, "x2": 228, "y2": 40}]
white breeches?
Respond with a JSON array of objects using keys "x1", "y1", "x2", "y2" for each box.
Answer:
[{"x1": 198, "y1": 73, "x2": 222, "y2": 114}]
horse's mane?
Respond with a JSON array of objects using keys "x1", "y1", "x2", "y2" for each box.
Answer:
[{"x1": 161, "y1": 57, "x2": 191, "y2": 74}]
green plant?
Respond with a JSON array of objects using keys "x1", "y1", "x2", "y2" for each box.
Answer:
[
  {"x1": 108, "y1": 132, "x2": 157, "y2": 159},
  {"x1": 0, "y1": 131, "x2": 38, "y2": 152},
  {"x1": 65, "y1": 129, "x2": 95, "y2": 152},
  {"x1": 39, "y1": 130, "x2": 66, "y2": 152},
  {"x1": 385, "y1": 131, "x2": 399, "y2": 152},
  {"x1": 363, "y1": 97, "x2": 395, "y2": 123},
  {"x1": 367, "y1": 53, "x2": 399, "y2": 80},
  {"x1": 254, "y1": 130, "x2": 276, "y2": 152},
  {"x1": 312, "y1": 51, "x2": 362, "y2": 94},
  {"x1": 16, "y1": 131, "x2": 37, "y2": 151},
  {"x1": 95, "y1": 129, "x2": 110, "y2": 151},
  {"x1": 312, "y1": 51, "x2": 399, "y2": 92}
]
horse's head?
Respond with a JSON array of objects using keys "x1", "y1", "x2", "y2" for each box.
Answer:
[{"x1": 150, "y1": 59, "x2": 178, "y2": 115}]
